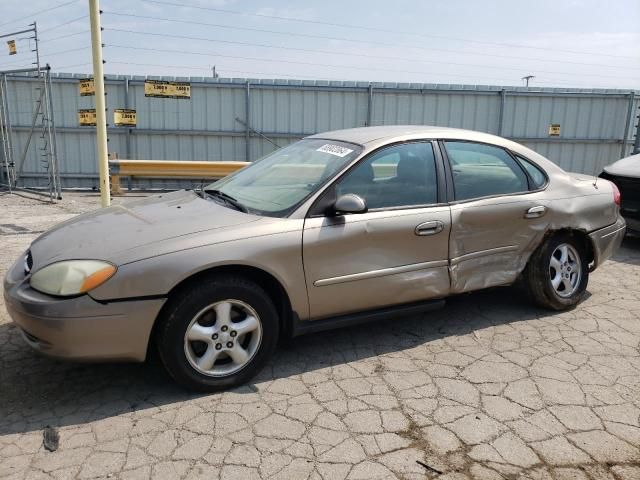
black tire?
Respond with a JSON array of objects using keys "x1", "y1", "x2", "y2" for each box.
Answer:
[
  {"x1": 524, "y1": 233, "x2": 589, "y2": 310},
  {"x1": 156, "y1": 275, "x2": 279, "y2": 391}
]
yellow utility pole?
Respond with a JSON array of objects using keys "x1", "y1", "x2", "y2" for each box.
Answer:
[{"x1": 88, "y1": 0, "x2": 110, "y2": 207}]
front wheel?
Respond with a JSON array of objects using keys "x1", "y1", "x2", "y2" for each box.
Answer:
[
  {"x1": 156, "y1": 275, "x2": 279, "y2": 391},
  {"x1": 525, "y1": 233, "x2": 589, "y2": 310}
]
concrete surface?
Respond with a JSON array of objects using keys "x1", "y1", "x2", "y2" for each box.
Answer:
[{"x1": 1, "y1": 191, "x2": 639, "y2": 480}]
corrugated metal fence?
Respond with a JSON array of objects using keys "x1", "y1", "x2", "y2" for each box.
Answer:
[{"x1": 2, "y1": 73, "x2": 639, "y2": 189}]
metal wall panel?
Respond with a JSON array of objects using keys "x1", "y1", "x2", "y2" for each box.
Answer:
[
  {"x1": 504, "y1": 94, "x2": 629, "y2": 140},
  {"x1": 1, "y1": 73, "x2": 637, "y2": 190},
  {"x1": 250, "y1": 87, "x2": 368, "y2": 135},
  {"x1": 519, "y1": 141, "x2": 623, "y2": 175},
  {"x1": 371, "y1": 91, "x2": 502, "y2": 134}
]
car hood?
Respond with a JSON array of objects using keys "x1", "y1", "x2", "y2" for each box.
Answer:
[
  {"x1": 603, "y1": 153, "x2": 640, "y2": 179},
  {"x1": 29, "y1": 190, "x2": 262, "y2": 269}
]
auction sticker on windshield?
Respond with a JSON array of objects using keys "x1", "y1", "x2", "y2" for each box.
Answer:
[{"x1": 316, "y1": 144, "x2": 354, "y2": 157}]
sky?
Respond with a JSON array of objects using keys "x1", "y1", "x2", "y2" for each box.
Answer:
[{"x1": 0, "y1": 0, "x2": 639, "y2": 89}]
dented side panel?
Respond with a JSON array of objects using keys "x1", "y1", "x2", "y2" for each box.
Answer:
[
  {"x1": 449, "y1": 176, "x2": 618, "y2": 293},
  {"x1": 449, "y1": 191, "x2": 550, "y2": 293}
]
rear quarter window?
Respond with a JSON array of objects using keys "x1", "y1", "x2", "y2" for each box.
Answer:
[{"x1": 517, "y1": 156, "x2": 547, "y2": 189}]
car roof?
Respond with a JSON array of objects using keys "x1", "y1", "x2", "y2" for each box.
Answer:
[
  {"x1": 603, "y1": 153, "x2": 640, "y2": 178},
  {"x1": 308, "y1": 125, "x2": 509, "y2": 146},
  {"x1": 307, "y1": 125, "x2": 566, "y2": 175}
]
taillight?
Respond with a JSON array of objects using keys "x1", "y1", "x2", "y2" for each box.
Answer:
[{"x1": 609, "y1": 181, "x2": 621, "y2": 206}]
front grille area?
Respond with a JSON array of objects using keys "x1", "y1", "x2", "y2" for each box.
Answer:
[
  {"x1": 600, "y1": 172, "x2": 640, "y2": 220},
  {"x1": 24, "y1": 250, "x2": 33, "y2": 274}
]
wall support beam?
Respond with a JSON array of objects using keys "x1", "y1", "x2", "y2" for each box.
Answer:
[
  {"x1": 621, "y1": 92, "x2": 635, "y2": 158},
  {"x1": 634, "y1": 105, "x2": 640, "y2": 155},
  {"x1": 498, "y1": 89, "x2": 506, "y2": 136},
  {"x1": 124, "y1": 77, "x2": 131, "y2": 160},
  {"x1": 366, "y1": 84, "x2": 373, "y2": 126},
  {"x1": 245, "y1": 81, "x2": 250, "y2": 161}
]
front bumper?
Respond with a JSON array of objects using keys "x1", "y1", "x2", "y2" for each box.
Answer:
[
  {"x1": 589, "y1": 216, "x2": 626, "y2": 270},
  {"x1": 3, "y1": 255, "x2": 165, "y2": 362}
]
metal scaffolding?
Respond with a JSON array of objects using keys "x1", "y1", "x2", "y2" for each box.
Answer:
[{"x1": 0, "y1": 23, "x2": 61, "y2": 201}]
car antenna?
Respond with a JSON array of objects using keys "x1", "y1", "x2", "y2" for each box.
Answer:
[{"x1": 593, "y1": 175, "x2": 598, "y2": 189}]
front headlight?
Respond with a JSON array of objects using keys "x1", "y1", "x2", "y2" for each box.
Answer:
[{"x1": 30, "y1": 260, "x2": 116, "y2": 296}]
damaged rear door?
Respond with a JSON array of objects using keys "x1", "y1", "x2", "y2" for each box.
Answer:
[{"x1": 441, "y1": 140, "x2": 550, "y2": 293}]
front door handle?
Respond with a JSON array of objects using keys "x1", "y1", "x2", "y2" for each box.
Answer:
[
  {"x1": 415, "y1": 220, "x2": 444, "y2": 236},
  {"x1": 524, "y1": 205, "x2": 547, "y2": 219}
]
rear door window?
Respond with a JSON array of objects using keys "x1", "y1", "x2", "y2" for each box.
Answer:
[{"x1": 444, "y1": 141, "x2": 529, "y2": 201}]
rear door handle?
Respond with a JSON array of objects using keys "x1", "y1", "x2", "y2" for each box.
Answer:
[
  {"x1": 415, "y1": 220, "x2": 444, "y2": 236},
  {"x1": 524, "y1": 205, "x2": 547, "y2": 219}
]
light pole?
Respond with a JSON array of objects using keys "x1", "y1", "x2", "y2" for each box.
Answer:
[
  {"x1": 88, "y1": 0, "x2": 110, "y2": 207},
  {"x1": 522, "y1": 75, "x2": 535, "y2": 87}
]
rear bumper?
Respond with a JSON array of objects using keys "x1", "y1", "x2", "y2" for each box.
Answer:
[
  {"x1": 589, "y1": 216, "x2": 626, "y2": 270},
  {"x1": 3, "y1": 257, "x2": 165, "y2": 362}
]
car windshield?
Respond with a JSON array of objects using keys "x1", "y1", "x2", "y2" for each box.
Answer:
[{"x1": 206, "y1": 139, "x2": 362, "y2": 216}]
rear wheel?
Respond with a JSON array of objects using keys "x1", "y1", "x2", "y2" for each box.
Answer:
[
  {"x1": 525, "y1": 233, "x2": 589, "y2": 310},
  {"x1": 156, "y1": 275, "x2": 279, "y2": 391}
]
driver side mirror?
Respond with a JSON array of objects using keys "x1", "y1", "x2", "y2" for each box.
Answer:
[{"x1": 333, "y1": 194, "x2": 367, "y2": 215}]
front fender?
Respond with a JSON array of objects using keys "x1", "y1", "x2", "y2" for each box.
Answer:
[{"x1": 89, "y1": 227, "x2": 309, "y2": 320}]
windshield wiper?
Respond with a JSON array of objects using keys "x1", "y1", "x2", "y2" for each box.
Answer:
[{"x1": 203, "y1": 189, "x2": 248, "y2": 213}]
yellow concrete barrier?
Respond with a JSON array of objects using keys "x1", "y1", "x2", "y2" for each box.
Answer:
[{"x1": 109, "y1": 160, "x2": 249, "y2": 194}]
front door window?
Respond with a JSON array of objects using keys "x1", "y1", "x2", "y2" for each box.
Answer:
[{"x1": 336, "y1": 142, "x2": 438, "y2": 209}]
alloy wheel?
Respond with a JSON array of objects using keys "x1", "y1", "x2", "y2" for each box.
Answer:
[
  {"x1": 183, "y1": 299, "x2": 262, "y2": 377},
  {"x1": 549, "y1": 243, "x2": 582, "y2": 298}
]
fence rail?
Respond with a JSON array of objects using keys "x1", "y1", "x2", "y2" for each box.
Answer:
[{"x1": 109, "y1": 159, "x2": 247, "y2": 194}]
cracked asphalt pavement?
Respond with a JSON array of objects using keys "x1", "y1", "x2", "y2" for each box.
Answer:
[{"x1": 1, "y1": 192, "x2": 640, "y2": 480}]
